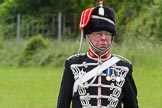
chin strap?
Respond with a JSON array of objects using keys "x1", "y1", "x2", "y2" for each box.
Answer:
[
  {"x1": 86, "y1": 35, "x2": 113, "y2": 55},
  {"x1": 78, "y1": 30, "x2": 84, "y2": 55}
]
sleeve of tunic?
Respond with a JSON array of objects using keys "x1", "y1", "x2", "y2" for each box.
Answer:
[
  {"x1": 122, "y1": 64, "x2": 139, "y2": 108},
  {"x1": 57, "y1": 60, "x2": 74, "y2": 108}
]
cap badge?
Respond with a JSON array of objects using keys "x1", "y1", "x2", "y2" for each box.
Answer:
[{"x1": 98, "y1": 0, "x2": 104, "y2": 16}]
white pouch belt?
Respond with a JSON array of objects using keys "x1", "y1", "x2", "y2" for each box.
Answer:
[{"x1": 73, "y1": 56, "x2": 120, "y2": 95}]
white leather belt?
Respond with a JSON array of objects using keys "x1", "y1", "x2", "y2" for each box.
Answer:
[{"x1": 73, "y1": 56, "x2": 120, "y2": 95}]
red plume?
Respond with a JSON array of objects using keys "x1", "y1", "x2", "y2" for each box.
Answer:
[{"x1": 98, "y1": 0, "x2": 103, "y2": 4}]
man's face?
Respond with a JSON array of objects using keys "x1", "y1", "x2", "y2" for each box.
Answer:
[{"x1": 87, "y1": 30, "x2": 113, "y2": 51}]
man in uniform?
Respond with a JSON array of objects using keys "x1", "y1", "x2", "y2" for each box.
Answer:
[{"x1": 57, "y1": 0, "x2": 139, "y2": 108}]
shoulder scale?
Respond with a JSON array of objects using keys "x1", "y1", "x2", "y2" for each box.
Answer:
[
  {"x1": 112, "y1": 54, "x2": 132, "y2": 64},
  {"x1": 67, "y1": 53, "x2": 85, "y2": 60}
]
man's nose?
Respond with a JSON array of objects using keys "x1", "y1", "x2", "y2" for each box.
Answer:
[{"x1": 100, "y1": 33, "x2": 107, "y2": 39}]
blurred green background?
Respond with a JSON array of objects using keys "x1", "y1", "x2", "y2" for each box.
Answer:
[{"x1": 0, "y1": 0, "x2": 162, "y2": 108}]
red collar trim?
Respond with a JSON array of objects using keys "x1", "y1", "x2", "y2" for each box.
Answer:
[{"x1": 87, "y1": 48, "x2": 111, "y2": 61}]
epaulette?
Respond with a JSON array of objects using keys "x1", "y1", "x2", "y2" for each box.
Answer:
[
  {"x1": 112, "y1": 54, "x2": 132, "y2": 64},
  {"x1": 67, "y1": 53, "x2": 85, "y2": 60}
]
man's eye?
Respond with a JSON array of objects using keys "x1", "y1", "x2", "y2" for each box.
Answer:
[{"x1": 96, "y1": 32, "x2": 101, "y2": 35}]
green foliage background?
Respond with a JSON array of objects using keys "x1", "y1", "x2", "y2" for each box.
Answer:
[
  {"x1": 0, "y1": 0, "x2": 162, "y2": 66},
  {"x1": 0, "y1": 0, "x2": 162, "y2": 41}
]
